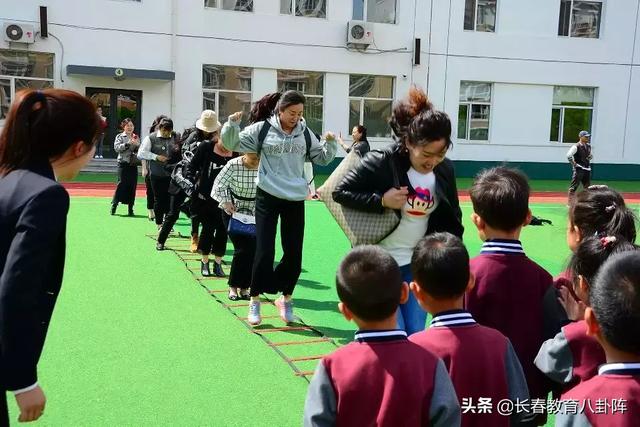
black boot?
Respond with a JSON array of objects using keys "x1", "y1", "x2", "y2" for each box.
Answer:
[
  {"x1": 110, "y1": 203, "x2": 117, "y2": 215},
  {"x1": 128, "y1": 205, "x2": 134, "y2": 216},
  {"x1": 201, "y1": 260, "x2": 211, "y2": 277}
]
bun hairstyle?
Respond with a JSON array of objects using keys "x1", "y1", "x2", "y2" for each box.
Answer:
[
  {"x1": 249, "y1": 92, "x2": 282, "y2": 125},
  {"x1": 0, "y1": 89, "x2": 99, "y2": 176},
  {"x1": 389, "y1": 86, "x2": 452, "y2": 151}
]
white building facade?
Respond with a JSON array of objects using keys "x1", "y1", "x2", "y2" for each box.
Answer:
[{"x1": 2, "y1": 0, "x2": 639, "y2": 179}]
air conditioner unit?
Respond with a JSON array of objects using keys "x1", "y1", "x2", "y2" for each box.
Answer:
[
  {"x1": 3, "y1": 22, "x2": 36, "y2": 44},
  {"x1": 347, "y1": 20, "x2": 373, "y2": 47}
]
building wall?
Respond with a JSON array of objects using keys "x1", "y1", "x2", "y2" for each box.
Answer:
[{"x1": 2, "y1": 0, "x2": 639, "y2": 178}]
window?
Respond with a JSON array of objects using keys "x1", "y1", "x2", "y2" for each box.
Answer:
[
  {"x1": 202, "y1": 65, "x2": 252, "y2": 129},
  {"x1": 558, "y1": 0, "x2": 602, "y2": 38},
  {"x1": 352, "y1": 0, "x2": 397, "y2": 24},
  {"x1": 348, "y1": 74, "x2": 394, "y2": 138},
  {"x1": 281, "y1": 0, "x2": 326, "y2": 18},
  {"x1": 0, "y1": 49, "x2": 54, "y2": 122},
  {"x1": 277, "y1": 70, "x2": 324, "y2": 135},
  {"x1": 464, "y1": 0, "x2": 497, "y2": 32},
  {"x1": 550, "y1": 86, "x2": 594, "y2": 143},
  {"x1": 458, "y1": 81, "x2": 491, "y2": 141},
  {"x1": 204, "y1": 0, "x2": 253, "y2": 12}
]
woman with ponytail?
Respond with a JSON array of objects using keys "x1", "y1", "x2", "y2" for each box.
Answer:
[
  {"x1": 333, "y1": 86, "x2": 463, "y2": 335},
  {"x1": 0, "y1": 89, "x2": 99, "y2": 423},
  {"x1": 222, "y1": 91, "x2": 337, "y2": 325}
]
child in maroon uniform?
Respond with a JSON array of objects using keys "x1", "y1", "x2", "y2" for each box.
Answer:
[
  {"x1": 556, "y1": 250, "x2": 640, "y2": 427},
  {"x1": 409, "y1": 232, "x2": 531, "y2": 427},
  {"x1": 556, "y1": 186, "x2": 637, "y2": 301},
  {"x1": 304, "y1": 245, "x2": 460, "y2": 427},
  {"x1": 536, "y1": 235, "x2": 636, "y2": 395},
  {"x1": 464, "y1": 167, "x2": 566, "y2": 417}
]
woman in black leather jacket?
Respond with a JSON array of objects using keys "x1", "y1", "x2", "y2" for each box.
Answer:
[{"x1": 333, "y1": 87, "x2": 463, "y2": 334}]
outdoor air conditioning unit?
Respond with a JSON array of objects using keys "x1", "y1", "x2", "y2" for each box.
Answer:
[
  {"x1": 347, "y1": 20, "x2": 373, "y2": 47},
  {"x1": 3, "y1": 22, "x2": 36, "y2": 44}
]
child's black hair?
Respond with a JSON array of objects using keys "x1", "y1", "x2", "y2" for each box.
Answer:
[
  {"x1": 590, "y1": 250, "x2": 640, "y2": 354},
  {"x1": 411, "y1": 232, "x2": 470, "y2": 299},
  {"x1": 469, "y1": 167, "x2": 530, "y2": 231},
  {"x1": 336, "y1": 245, "x2": 402, "y2": 322},
  {"x1": 570, "y1": 186, "x2": 637, "y2": 243}
]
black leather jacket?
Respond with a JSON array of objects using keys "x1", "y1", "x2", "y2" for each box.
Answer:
[{"x1": 332, "y1": 145, "x2": 464, "y2": 238}]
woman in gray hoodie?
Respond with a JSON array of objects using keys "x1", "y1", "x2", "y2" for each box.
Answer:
[{"x1": 222, "y1": 91, "x2": 337, "y2": 325}]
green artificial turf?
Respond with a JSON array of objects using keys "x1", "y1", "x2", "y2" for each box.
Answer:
[{"x1": 12, "y1": 197, "x2": 638, "y2": 426}]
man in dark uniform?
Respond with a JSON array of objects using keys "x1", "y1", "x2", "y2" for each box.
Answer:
[{"x1": 567, "y1": 130, "x2": 593, "y2": 205}]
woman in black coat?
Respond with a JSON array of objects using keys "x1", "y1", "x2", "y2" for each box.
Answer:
[
  {"x1": 0, "y1": 89, "x2": 99, "y2": 424},
  {"x1": 333, "y1": 87, "x2": 463, "y2": 335}
]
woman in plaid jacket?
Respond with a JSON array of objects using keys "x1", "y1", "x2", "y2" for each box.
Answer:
[{"x1": 212, "y1": 153, "x2": 259, "y2": 301}]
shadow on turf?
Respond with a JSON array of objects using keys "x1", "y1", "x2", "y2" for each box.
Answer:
[{"x1": 296, "y1": 279, "x2": 329, "y2": 290}]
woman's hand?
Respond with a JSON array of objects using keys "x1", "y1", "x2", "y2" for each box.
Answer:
[
  {"x1": 229, "y1": 112, "x2": 243, "y2": 123},
  {"x1": 323, "y1": 132, "x2": 336, "y2": 142},
  {"x1": 222, "y1": 202, "x2": 236, "y2": 215},
  {"x1": 337, "y1": 132, "x2": 347, "y2": 150},
  {"x1": 382, "y1": 186, "x2": 409, "y2": 210}
]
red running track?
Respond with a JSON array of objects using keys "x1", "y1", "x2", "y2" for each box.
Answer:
[{"x1": 62, "y1": 182, "x2": 640, "y2": 204}]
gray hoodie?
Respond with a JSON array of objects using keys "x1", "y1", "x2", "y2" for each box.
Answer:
[{"x1": 221, "y1": 115, "x2": 337, "y2": 201}]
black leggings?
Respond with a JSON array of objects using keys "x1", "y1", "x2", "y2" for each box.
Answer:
[
  {"x1": 150, "y1": 176, "x2": 170, "y2": 226},
  {"x1": 222, "y1": 212, "x2": 256, "y2": 289},
  {"x1": 192, "y1": 197, "x2": 227, "y2": 257},
  {"x1": 157, "y1": 192, "x2": 186, "y2": 245},
  {"x1": 251, "y1": 187, "x2": 305, "y2": 297}
]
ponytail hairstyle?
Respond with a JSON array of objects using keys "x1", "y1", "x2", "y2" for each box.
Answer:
[
  {"x1": 568, "y1": 234, "x2": 637, "y2": 304},
  {"x1": 249, "y1": 92, "x2": 282, "y2": 125},
  {"x1": 355, "y1": 125, "x2": 368, "y2": 142},
  {"x1": 570, "y1": 186, "x2": 637, "y2": 244},
  {"x1": 276, "y1": 90, "x2": 306, "y2": 112},
  {"x1": 0, "y1": 89, "x2": 99, "y2": 176},
  {"x1": 389, "y1": 86, "x2": 452, "y2": 152}
]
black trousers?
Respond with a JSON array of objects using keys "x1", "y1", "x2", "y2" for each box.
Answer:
[
  {"x1": 569, "y1": 168, "x2": 591, "y2": 193},
  {"x1": 112, "y1": 163, "x2": 138, "y2": 207},
  {"x1": 222, "y1": 212, "x2": 256, "y2": 289},
  {"x1": 192, "y1": 197, "x2": 227, "y2": 257},
  {"x1": 191, "y1": 218, "x2": 200, "y2": 236},
  {"x1": 0, "y1": 392, "x2": 8, "y2": 427},
  {"x1": 149, "y1": 176, "x2": 171, "y2": 226},
  {"x1": 251, "y1": 187, "x2": 305, "y2": 297},
  {"x1": 157, "y1": 192, "x2": 187, "y2": 245},
  {"x1": 144, "y1": 174, "x2": 155, "y2": 210}
]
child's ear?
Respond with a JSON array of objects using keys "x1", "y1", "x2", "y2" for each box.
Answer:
[
  {"x1": 578, "y1": 275, "x2": 590, "y2": 296},
  {"x1": 573, "y1": 225, "x2": 583, "y2": 243},
  {"x1": 410, "y1": 282, "x2": 428, "y2": 308},
  {"x1": 524, "y1": 209, "x2": 533, "y2": 226},
  {"x1": 399, "y1": 282, "x2": 410, "y2": 305},
  {"x1": 470, "y1": 213, "x2": 484, "y2": 230},
  {"x1": 466, "y1": 272, "x2": 476, "y2": 293},
  {"x1": 338, "y1": 302, "x2": 353, "y2": 322},
  {"x1": 585, "y1": 307, "x2": 600, "y2": 338}
]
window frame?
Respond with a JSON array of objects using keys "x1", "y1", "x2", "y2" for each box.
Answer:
[
  {"x1": 558, "y1": 0, "x2": 603, "y2": 39},
  {"x1": 201, "y1": 65, "x2": 253, "y2": 128},
  {"x1": 281, "y1": 0, "x2": 327, "y2": 19},
  {"x1": 203, "y1": 0, "x2": 254, "y2": 12},
  {"x1": 348, "y1": 74, "x2": 395, "y2": 140},
  {"x1": 464, "y1": 0, "x2": 498, "y2": 33},
  {"x1": 0, "y1": 49, "x2": 55, "y2": 125},
  {"x1": 458, "y1": 81, "x2": 492, "y2": 142},
  {"x1": 353, "y1": 0, "x2": 398, "y2": 25},
  {"x1": 550, "y1": 86, "x2": 596, "y2": 144}
]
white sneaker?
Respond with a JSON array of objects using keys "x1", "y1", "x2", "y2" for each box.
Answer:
[
  {"x1": 248, "y1": 301, "x2": 261, "y2": 326},
  {"x1": 275, "y1": 297, "x2": 295, "y2": 323}
]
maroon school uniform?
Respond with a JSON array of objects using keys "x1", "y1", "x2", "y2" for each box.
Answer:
[
  {"x1": 535, "y1": 320, "x2": 606, "y2": 395},
  {"x1": 303, "y1": 330, "x2": 460, "y2": 427},
  {"x1": 465, "y1": 239, "x2": 557, "y2": 401},
  {"x1": 555, "y1": 363, "x2": 640, "y2": 426},
  {"x1": 410, "y1": 310, "x2": 530, "y2": 427}
]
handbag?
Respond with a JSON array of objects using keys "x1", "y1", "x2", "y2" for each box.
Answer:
[
  {"x1": 317, "y1": 151, "x2": 400, "y2": 246},
  {"x1": 227, "y1": 212, "x2": 256, "y2": 236}
]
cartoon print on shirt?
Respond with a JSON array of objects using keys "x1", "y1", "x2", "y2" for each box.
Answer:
[{"x1": 406, "y1": 186, "x2": 435, "y2": 217}]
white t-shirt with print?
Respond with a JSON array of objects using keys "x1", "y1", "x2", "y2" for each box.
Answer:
[{"x1": 379, "y1": 168, "x2": 438, "y2": 266}]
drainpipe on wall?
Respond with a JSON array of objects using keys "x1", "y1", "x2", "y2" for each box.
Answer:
[{"x1": 170, "y1": 0, "x2": 177, "y2": 118}]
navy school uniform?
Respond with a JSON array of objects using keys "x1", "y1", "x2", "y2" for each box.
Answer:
[
  {"x1": 465, "y1": 240, "x2": 567, "y2": 403},
  {"x1": 555, "y1": 363, "x2": 640, "y2": 427},
  {"x1": 535, "y1": 319, "x2": 606, "y2": 396},
  {"x1": 0, "y1": 161, "x2": 70, "y2": 424},
  {"x1": 303, "y1": 330, "x2": 461, "y2": 427},
  {"x1": 410, "y1": 310, "x2": 531, "y2": 427}
]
